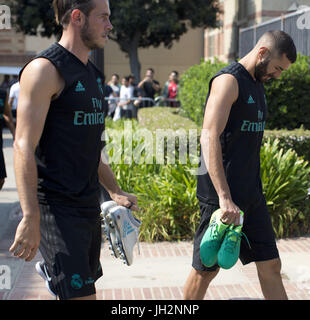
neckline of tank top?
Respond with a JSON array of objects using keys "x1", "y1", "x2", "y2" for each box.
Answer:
[
  {"x1": 233, "y1": 61, "x2": 260, "y2": 84},
  {"x1": 53, "y1": 42, "x2": 91, "y2": 70}
]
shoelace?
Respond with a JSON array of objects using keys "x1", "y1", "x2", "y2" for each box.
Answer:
[
  {"x1": 209, "y1": 221, "x2": 224, "y2": 242},
  {"x1": 211, "y1": 227, "x2": 221, "y2": 241},
  {"x1": 223, "y1": 229, "x2": 251, "y2": 253}
]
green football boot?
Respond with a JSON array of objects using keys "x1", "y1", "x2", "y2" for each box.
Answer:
[
  {"x1": 200, "y1": 209, "x2": 229, "y2": 267},
  {"x1": 217, "y1": 211, "x2": 251, "y2": 270}
]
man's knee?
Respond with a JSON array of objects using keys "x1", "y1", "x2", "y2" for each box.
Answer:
[
  {"x1": 192, "y1": 267, "x2": 220, "y2": 283},
  {"x1": 184, "y1": 267, "x2": 220, "y2": 300},
  {"x1": 256, "y1": 258, "x2": 282, "y2": 279}
]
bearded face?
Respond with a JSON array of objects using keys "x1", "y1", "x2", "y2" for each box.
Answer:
[
  {"x1": 254, "y1": 56, "x2": 273, "y2": 83},
  {"x1": 80, "y1": 17, "x2": 100, "y2": 50},
  {"x1": 80, "y1": 0, "x2": 112, "y2": 51}
]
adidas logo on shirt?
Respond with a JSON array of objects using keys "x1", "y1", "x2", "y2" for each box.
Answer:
[
  {"x1": 75, "y1": 81, "x2": 86, "y2": 92},
  {"x1": 247, "y1": 95, "x2": 255, "y2": 104}
]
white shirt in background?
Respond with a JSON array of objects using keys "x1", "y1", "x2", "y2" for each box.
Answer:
[
  {"x1": 9, "y1": 82, "x2": 20, "y2": 111},
  {"x1": 113, "y1": 85, "x2": 134, "y2": 121}
]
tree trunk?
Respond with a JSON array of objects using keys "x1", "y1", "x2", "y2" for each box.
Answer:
[{"x1": 128, "y1": 31, "x2": 141, "y2": 83}]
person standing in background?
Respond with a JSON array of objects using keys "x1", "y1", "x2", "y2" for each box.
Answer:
[
  {"x1": 137, "y1": 68, "x2": 160, "y2": 107},
  {"x1": 9, "y1": 80, "x2": 20, "y2": 121},
  {"x1": 107, "y1": 73, "x2": 120, "y2": 118},
  {"x1": 0, "y1": 87, "x2": 15, "y2": 190}
]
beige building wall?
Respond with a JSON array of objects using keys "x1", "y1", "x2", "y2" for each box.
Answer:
[
  {"x1": 104, "y1": 27, "x2": 204, "y2": 87},
  {"x1": 0, "y1": 0, "x2": 28, "y2": 66},
  {"x1": 0, "y1": 29, "x2": 24, "y2": 57},
  {"x1": 204, "y1": 0, "x2": 310, "y2": 62},
  {"x1": 25, "y1": 34, "x2": 57, "y2": 56}
]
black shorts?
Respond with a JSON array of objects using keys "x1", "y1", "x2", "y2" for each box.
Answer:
[
  {"x1": 192, "y1": 195, "x2": 279, "y2": 272},
  {"x1": 0, "y1": 131, "x2": 7, "y2": 179},
  {"x1": 39, "y1": 203, "x2": 103, "y2": 300}
]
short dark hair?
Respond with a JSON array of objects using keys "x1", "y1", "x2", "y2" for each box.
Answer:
[
  {"x1": 52, "y1": 0, "x2": 96, "y2": 27},
  {"x1": 264, "y1": 30, "x2": 297, "y2": 63}
]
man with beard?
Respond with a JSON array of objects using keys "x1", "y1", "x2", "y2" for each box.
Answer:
[
  {"x1": 184, "y1": 31, "x2": 296, "y2": 300},
  {"x1": 9, "y1": 0, "x2": 139, "y2": 300}
]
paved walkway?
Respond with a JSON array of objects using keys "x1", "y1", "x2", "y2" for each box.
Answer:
[
  {"x1": 1, "y1": 211, "x2": 310, "y2": 300},
  {"x1": 1, "y1": 129, "x2": 310, "y2": 300}
]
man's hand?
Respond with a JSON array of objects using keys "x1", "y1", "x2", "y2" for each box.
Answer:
[
  {"x1": 9, "y1": 216, "x2": 40, "y2": 262},
  {"x1": 110, "y1": 190, "x2": 139, "y2": 212},
  {"x1": 143, "y1": 76, "x2": 152, "y2": 83},
  {"x1": 219, "y1": 197, "x2": 242, "y2": 226}
]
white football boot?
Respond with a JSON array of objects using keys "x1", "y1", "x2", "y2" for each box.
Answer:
[{"x1": 101, "y1": 201, "x2": 141, "y2": 266}]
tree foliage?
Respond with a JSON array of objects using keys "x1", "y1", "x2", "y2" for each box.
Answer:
[
  {"x1": 9, "y1": 0, "x2": 220, "y2": 80},
  {"x1": 9, "y1": 0, "x2": 62, "y2": 38}
]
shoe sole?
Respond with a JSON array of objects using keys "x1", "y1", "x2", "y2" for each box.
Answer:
[{"x1": 102, "y1": 213, "x2": 129, "y2": 265}]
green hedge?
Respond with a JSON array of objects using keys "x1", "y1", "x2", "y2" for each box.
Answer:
[
  {"x1": 178, "y1": 58, "x2": 228, "y2": 127},
  {"x1": 264, "y1": 128, "x2": 310, "y2": 162},
  {"x1": 178, "y1": 54, "x2": 310, "y2": 130},
  {"x1": 264, "y1": 54, "x2": 310, "y2": 130}
]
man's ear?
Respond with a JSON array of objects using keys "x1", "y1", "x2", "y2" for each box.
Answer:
[
  {"x1": 257, "y1": 46, "x2": 270, "y2": 61},
  {"x1": 71, "y1": 9, "x2": 85, "y2": 26}
]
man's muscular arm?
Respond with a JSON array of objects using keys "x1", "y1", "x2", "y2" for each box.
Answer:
[
  {"x1": 200, "y1": 74, "x2": 241, "y2": 225},
  {"x1": 9, "y1": 58, "x2": 64, "y2": 262}
]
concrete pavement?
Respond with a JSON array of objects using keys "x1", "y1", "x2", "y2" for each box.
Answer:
[{"x1": 1, "y1": 128, "x2": 310, "y2": 300}]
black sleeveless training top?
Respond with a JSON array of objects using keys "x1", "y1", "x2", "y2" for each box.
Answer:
[
  {"x1": 196, "y1": 62, "x2": 267, "y2": 207},
  {"x1": 20, "y1": 43, "x2": 107, "y2": 211}
]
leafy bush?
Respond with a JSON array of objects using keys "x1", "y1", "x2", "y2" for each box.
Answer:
[
  {"x1": 260, "y1": 138, "x2": 310, "y2": 238},
  {"x1": 106, "y1": 110, "x2": 310, "y2": 241},
  {"x1": 264, "y1": 53, "x2": 310, "y2": 130},
  {"x1": 178, "y1": 59, "x2": 228, "y2": 126},
  {"x1": 105, "y1": 116, "x2": 200, "y2": 241}
]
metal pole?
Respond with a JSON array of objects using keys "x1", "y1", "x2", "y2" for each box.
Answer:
[
  {"x1": 281, "y1": 14, "x2": 284, "y2": 31},
  {"x1": 253, "y1": 24, "x2": 257, "y2": 46}
]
